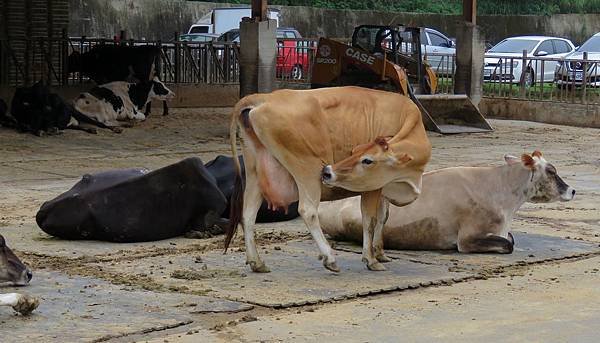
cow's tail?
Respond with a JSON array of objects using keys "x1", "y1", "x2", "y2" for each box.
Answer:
[{"x1": 224, "y1": 96, "x2": 260, "y2": 252}]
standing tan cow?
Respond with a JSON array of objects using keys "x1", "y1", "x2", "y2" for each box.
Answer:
[{"x1": 225, "y1": 86, "x2": 431, "y2": 273}]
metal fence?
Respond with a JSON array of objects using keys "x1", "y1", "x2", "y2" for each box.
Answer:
[
  {"x1": 3, "y1": 36, "x2": 599, "y2": 106},
  {"x1": 483, "y1": 51, "x2": 600, "y2": 104},
  {"x1": 0, "y1": 36, "x2": 317, "y2": 87}
]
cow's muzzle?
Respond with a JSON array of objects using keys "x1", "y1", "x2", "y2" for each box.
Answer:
[
  {"x1": 321, "y1": 165, "x2": 336, "y2": 186},
  {"x1": 561, "y1": 187, "x2": 576, "y2": 201}
]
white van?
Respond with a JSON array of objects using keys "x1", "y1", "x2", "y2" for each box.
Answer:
[{"x1": 188, "y1": 7, "x2": 280, "y2": 35}]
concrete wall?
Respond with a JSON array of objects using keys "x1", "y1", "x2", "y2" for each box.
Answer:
[
  {"x1": 70, "y1": 1, "x2": 600, "y2": 44},
  {"x1": 0, "y1": 84, "x2": 239, "y2": 110},
  {"x1": 481, "y1": 97, "x2": 600, "y2": 129}
]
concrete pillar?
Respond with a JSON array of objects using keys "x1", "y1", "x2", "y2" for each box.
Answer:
[
  {"x1": 239, "y1": 19, "x2": 277, "y2": 98},
  {"x1": 453, "y1": 22, "x2": 485, "y2": 106}
]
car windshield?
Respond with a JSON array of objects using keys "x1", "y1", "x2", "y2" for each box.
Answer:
[
  {"x1": 578, "y1": 36, "x2": 600, "y2": 52},
  {"x1": 488, "y1": 39, "x2": 538, "y2": 53}
]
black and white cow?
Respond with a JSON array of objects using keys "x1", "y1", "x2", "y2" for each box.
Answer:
[
  {"x1": 67, "y1": 45, "x2": 170, "y2": 116},
  {"x1": 73, "y1": 77, "x2": 174, "y2": 129}
]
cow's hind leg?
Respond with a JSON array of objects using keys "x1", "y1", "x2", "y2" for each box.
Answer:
[
  {"x1": 361, "y1": 190, "x2": 386, "y2": 271},
  {"x1": 458, "y1": 233, "x2": 514, "y2": 254},
  {"x1": 373, "y1": 197, "x2": 392, "y2": 263},
  {"x1": 242, "y1": 162, "x2": 270, "y2": 273},
  {"x1": 298, "y1": 186, "x2": 339, "y2": 273}
]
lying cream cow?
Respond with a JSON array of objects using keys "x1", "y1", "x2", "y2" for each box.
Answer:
[{"x1": 319, "y1": 151, "x2": 576, "y2": 253}]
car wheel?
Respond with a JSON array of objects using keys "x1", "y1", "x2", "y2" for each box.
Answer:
[
  {"x1": 524, "y1": 69, "x2": 534, "y2": 87},
  {"x1": 291, "y1": 65, "x2": 303, "y2": 80}
]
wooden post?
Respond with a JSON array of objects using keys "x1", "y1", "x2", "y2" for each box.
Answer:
[
  {"x1": 463, "y1": 0, "x2": 476, "y2": 25},
  {"x1": 173, "y1": 31, "x2": 180, "y2": 83},
  {"x1": 252, "y1": 0, "x2": 268, "y2": 21},
  {"x1": 61, "y1": 28, "x2": 68, "y2": 85}
]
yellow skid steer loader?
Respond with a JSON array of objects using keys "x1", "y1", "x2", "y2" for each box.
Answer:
[{"x1": 311, "y1": 25, "x2": 492, "y2": 134}]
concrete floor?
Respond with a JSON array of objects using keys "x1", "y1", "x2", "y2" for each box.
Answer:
[{"x1": 0, "y1": 108, "x2": 599, "y2": 342}]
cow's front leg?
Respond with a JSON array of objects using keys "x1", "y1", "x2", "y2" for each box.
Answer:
[
  {"x1": 457, "y1": 232, "x2": 514, "y2": 254},
  {"x1": 361, "y1": 190, "x2": 386, "y2": 271},
  {"x1": 162, "y1": 100, "x2": 169, "y2": 116},
  {"x1": 242, "y1": 163, "x2": 269, "y2": 273},
  {"x1": 373, "y1": 197, "x2": 391, "y2": 263},
  {"x1": 298, "y1": 186, "x2": 339, "y2": 273},
  {"x1": 0, "y1": 293, "x2": 39, "y2": 315},
  {"x1": 144, "y1": 102, "x2": 152, "y2": 118}
]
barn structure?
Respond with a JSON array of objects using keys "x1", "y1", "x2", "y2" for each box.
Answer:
[{"x1": 0, "y1": 0, "x2": 69, "y2": 86}]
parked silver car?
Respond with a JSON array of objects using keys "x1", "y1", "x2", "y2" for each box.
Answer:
[
  {"x1": 484, "y1": 36, "x2": 575, "y2": 86},
  {"x1": 555, "y1": 32, "x2": 600, "y2": 87}
]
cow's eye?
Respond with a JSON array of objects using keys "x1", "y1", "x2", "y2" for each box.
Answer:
[{"x1": 361, "y1": 157, "x2": 374, "y2": 165}]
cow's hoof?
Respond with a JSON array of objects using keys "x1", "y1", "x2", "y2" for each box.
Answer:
[
  {"x1": 363, "y1": 258, "x2": 386, "y2": 271},
  {"x1": 13, "y1": 294, "x2": 40, "y2": 315},
  {"x1": 324, "y1": 260, "x2": 340, "y2": 273},
  {"x1": 507, "y1": 232, "x2": 514, "y2": 245},
  {"x1": 248, "y1": 260, "x2": 270, "y2": 273},
  {"x1": 375, "y1": 254, "x2": 392, "y2": 263},
  {"x1": 110, "y1": 127, "x2": 123, "y2": 134}
]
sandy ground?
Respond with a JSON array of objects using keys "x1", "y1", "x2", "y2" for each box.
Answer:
[{"x1": 0, "y1": 108, "x2": 599, "y2": 342}]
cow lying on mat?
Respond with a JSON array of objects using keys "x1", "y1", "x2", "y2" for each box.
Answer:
[
  {"x1": 319, "y1": 151, "x2": 575, "y2": 253},
  {"x1": 73, "y1": 77, "x2": 174, "y2": 130},
  {"x1": 36, "y1": 156, "x2": 299, "y2": 243},
  {"x1": 0, "y1": 234, "x2": 39, "y2": 315}
]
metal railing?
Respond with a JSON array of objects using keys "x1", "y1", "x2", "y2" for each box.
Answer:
[
  {"x1": 1, "y1": 36, "x2": 241, "y2": 86},
  {"x1": 3, "y1": 36, "x2": 600, "y2": 106},
  {"x1": 483, "y1": 51, "x2": 600, "y2": 104}
]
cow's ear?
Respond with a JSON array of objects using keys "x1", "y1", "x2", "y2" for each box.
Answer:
[
  {"x1": 393, "y1": 153, "x2": 413, "y2": 165},
  {"x1": 521, "y1": 154, "x2": 536, "y2": 169},
  {"x1": 375, "y1": 136, "x2": 389, "y2": 151},
  {"x1": 504, "y1": 154, "x2": 520, "y2": 165},
  {"x1": 351, "y1": 142, "x2": 369, "y2": 155},
  {"x1": 532, "y1": 150, "x2": 543, "y2": 158}
]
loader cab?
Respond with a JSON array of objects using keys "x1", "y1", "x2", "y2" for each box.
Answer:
[{"x1": 351, "y1": 25, "x2": 427, "y2": 92}]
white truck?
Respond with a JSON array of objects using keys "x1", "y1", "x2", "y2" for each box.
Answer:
[{"x1": 188, "y1": 7, "x2": 280, "y2": 35}]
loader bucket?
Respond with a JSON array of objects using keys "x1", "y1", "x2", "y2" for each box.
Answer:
[{"x1": 414, "y1": 94, "x2": 493, "y2": 134}]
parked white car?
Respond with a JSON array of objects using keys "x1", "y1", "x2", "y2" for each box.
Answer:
[
  {"x1": 555, "y1": 32, "x2": 600, "y2": 87},
  {"x1": 420, "y1": 28, "x2": 456, "y2": 75},
  {"x1": 484, "y1": 36, "x2": 575, "y2": 86}
]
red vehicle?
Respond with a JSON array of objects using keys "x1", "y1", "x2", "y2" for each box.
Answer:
[
  {"x1": 276, "y1": 38, "x2": 313, "y2": 80},
  {"x1": 217, "y1": 27, "x2": 314, "y2": 80}
]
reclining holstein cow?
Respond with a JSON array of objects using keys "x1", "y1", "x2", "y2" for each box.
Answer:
[
  {"x1": 73, "y1": 77, "x2": 174, "y2": 130},
  {"x1": 319, "y1": 151, "x2": 576, "y2": 253},
  {"x1": 68, "y1": 45, "x2": 169, "y2": 116},
  {"x1": 0, "y1": 234, "x2": 38, "y2": 315},
  {"x1": 226, "y1": 86, "x2": 431, "y2": 273}
]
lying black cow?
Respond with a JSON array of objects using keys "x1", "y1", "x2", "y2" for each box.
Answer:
[
  {"x1": 36, "y1": 157, "x2": 227, "y2": 242},
  {"x1": 205, "y1": 155, "x2": 299, "y2": 222},
  {"x1": 5, "y1": 82, "x2": 97, "y2": 136},
  {"x1": 68, "y1": 45, "x2": 168, "y2": 116}
]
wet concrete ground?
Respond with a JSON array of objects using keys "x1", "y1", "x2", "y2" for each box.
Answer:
[{"x1": 0, "y1": 108, "x2": 599, "y2": 342}]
